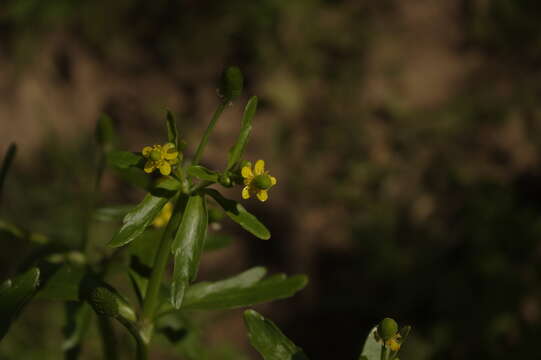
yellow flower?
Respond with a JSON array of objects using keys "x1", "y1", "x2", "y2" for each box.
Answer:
[
  {"x1": 142, "y1": 143, "x2": 180, "y2": 176},
  {"x1": 152, "y1": 202, "x2": 173, "y2": 227},
  {"x1": 241, "y1": 160, "x2": 277, "y2": 202},
  {"x1": 385, "y1": 335, "x2": 401, "y2": 352}
]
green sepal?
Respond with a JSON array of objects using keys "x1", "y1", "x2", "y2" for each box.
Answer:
[
  {"x1": 244, "y1": 309, "x2": 309, "y2": 360},
  {"x1": 187, "y1": 165, "x2": 219, "y2": 182},
  {"x1": 171, "y1": 194, "x2": 208, "y2": 309},
  {"x1": 204, "y1": 188, "x2": 270, "y2": 240},
  {"x1": 0, "y1": 267, "x2": 40, "y2": 340},
  {"x1": 226, "y1": 96, "x2": 258, "y2": 170},
  {"x1": 108, "y1": 194, "x2": 169, "y2": 247}
]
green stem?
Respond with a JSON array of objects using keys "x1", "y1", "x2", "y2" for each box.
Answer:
[
  {"x1": 97, "y1": 316, "x2": 118, "y2": 360},
  {"x1": 117, "y1": 316, "x2": 148, "y2": 360},
  {"x1": 192, "y1": 102, "x2": 226, "y2": 165},
  {"x1": 141, "y1": 196, "x2": 185, "y2": 322},
  {"x1": 380, "y1": 345, "x2": 387, "y2": 360}
]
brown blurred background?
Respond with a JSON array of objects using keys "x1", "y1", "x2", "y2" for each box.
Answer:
[{"x1": 2, "y1": 1, "x2": 541, "y2": 359}]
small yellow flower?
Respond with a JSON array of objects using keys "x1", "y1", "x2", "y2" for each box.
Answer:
[
  {"x1": 241, "y1": 160, "x2": 277, "y2": 202},
  {"x1": 152, "y1": 202, "x2": 173, "y2": 227},
  {"x1": 385, "y1": 335, "x2": 401, "y2": 352},
  {"x1": 142, "y1": 143, "x2": 180, "y2": 176}
]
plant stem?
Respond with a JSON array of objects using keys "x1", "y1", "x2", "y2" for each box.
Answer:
[
  {"x1": 141, "y1": 196, "x2": 186, "y2": 322},
  {"x1": 192, "y1": 102, "x2": 226, "y2": 165},
  {"x1": 117, "y1": 316, "x2": 148, "y2": 360},
  {"x1": 97, "y1": 316, "x2": 118, "y2": 360}
]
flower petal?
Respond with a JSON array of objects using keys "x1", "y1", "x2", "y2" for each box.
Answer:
[
  {"x1": 164, "y1": 151, "x2": 178, "y2": 160},
  {"x1": 256, "y1": 190, "x2": 268, "y2": 202},
  {"x1": 163, "y1": 143, "x2": 175, "y2": 151},
  {"x1": 144, "y1": 161, "x2": 156, "y2": 173},
  {"x1": 270, "y1": 176, "x2": 277, "y2": 186},
  {"x1": 254, "y1": 160, "x2": 265, "y2": 175},
  {"x1": 142, "y1": 146, "x2": 153, "y2": 157},
  {"x1": 242, "y1": 186, "x2": 251, "y2": 199},
  {"x1": 159, "y1": 162, "x2": 171, "y2": 176},
  {"x1": 241, "y1": 166, "x2": 253, "y2": 179}
]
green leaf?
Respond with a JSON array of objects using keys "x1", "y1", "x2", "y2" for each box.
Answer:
[
  {"x1": 0, "y1": 143, "x2": 17, "y2": 199},
  {"x1": 36, "y1": 264, "x2": 88, "y2": 301},
  {"x1": 108, "y1": 194, "x2": 169, "y2": 247},
  {"x1": 106, "y1": 151, "x2": 145, "y2": 169},
  {"x1": 166, "y1": 110, "x2": 178, "y2": 147},
  {"x1": 187, "y1": 165, "x2": 219, "y2": 182},
  {"x1": 0, "y1": 267, "x2": 40, "y2": 340},
  {"x1": 95, "y1": 114, "x2": 116, "y2": 153},
  {"x1": 244, "y1": 309, "x2": 309, "y2": 360},
  {"x1": 205, "y1": 189, "x2": 270, "y2": 240},
  {"x1": 171, "y1": 194, "x2": 208, "y2": 309},
  {"x1": 128, "y1": 229, "x2": 162, "y2": 304},
  {"x1": 360, "y1": 326, "x2": 382, "y2": 360},
  {"x1": 178, "y1": 271, "x2": 307, "y2": 311},
  {"x1": 227, "y1": 96, "x2": 258, "y2": 170}
]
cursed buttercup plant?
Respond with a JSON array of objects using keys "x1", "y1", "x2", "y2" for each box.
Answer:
[{"x1": 0, "y1": 67, "x2": 409, "y2": 360}]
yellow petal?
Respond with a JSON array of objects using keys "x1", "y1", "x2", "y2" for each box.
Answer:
[
  {"x1": 254, "y1": 160, "x2": 265, "y2": 175},
  {"x1": 242, "y1": 186, "x2": 251, "y2": 199},
  {"x1": 164, "y1": 151, "x2": 178, "y2": 160},
  {"x1": 270, "y1": 176, "x2": 277, "y2": 186},
  {"x1": 144, "y1": 161, "x2": 155, "y2": 173},
  {"x1": 142, "y1": 146, "x2": 153, "y2": 157},
  {"x1": 241, "y1": 166, "x2": 253, "y2": 179},
  {"x1": 256, "y1": 190, "x2": 268, "y2": 202},
  {"x1": 163, "y1": 143, "x2": 175, "y2": 151},
  {"x1": 159, "y1": 162, "x2": 171, "y2": 176},
  {"x1": 153, "y1": 217, "x2": 165, "y2": 227}
]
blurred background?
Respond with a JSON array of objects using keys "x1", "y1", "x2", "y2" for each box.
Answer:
[{"x1": 2, "y1": 0, "x2": 541, "y2": 359}]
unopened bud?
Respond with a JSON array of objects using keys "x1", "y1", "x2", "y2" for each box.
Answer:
[{"x1": 377, "y1": 318, "x2": 398, "y2": 341}]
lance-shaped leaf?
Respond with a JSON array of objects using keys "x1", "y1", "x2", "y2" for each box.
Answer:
[
  {"x1": 108, "y1": 194, "x2": 169, "y2": 247},
  {"x1": 107, "y1": 151, "x2": 145, "y2": 169},
  {"x1": 227, "y1": 96, "x2": 258, "y2": 170},
  {"x1": 205, "y1": 189, "x2": 270, "y2": 240},
  {"x1": 0, "y1": 267, "x2": 40, "y2": 340},
  {"x1": 187, "y1": 165, "x2": 219, "y2": 182},
  {"x1": 244, "y1": 309, "x2": 309, "y2": 360},
  {"x1": 171, "y1": 194, "x2": 208, "y2": 308},
  {"x1": 181, "y1": 272, "x2": 307, "y2": 311}
]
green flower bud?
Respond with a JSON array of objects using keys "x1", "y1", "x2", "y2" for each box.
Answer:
[
  {"x1": 218, "y1": 173, "x2": 232, "y2": 187},
  {"x1": 218, "y1": 66, "x2": 243, "y2": 102},
  {"x1": 253, "y1": 174, "x2": 272, "y2": 190},
  {"x1": 150, "y1": 150, "x2": 162, "y2": 161},
  {"x1": 88, "y1": 286, "x2": 119, "y2": 317},
  {"x1": 377, "y1": 318, "x2": 398, "y2": 341}
]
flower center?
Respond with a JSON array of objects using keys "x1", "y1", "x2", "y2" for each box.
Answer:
[
  {"x1": 253, "y1": 174, "x2": 272, "y2": 190},
  {"x1": 150, "y1": 150, "x2": 162, "y2": 161}
]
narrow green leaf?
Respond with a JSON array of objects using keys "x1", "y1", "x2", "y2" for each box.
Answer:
[
  {"x1": 187, "y1": 165, "x2": 219, "y2": 182},
  {"x1": 36, "y1": 264, "x2": 88, "y2": 301},
  {"x1": 227, "y1": 96, "x2": 258, "y2": 170},
  {"x1": 182, "y1": 274, "x2": 307, "y2": 311},
  {"x1": 205, "y1": 189, "x2": 270, "y2": 240},
  {"x1": 0, "y1": 267, "x2": 40, "y2": 340},
  {"x1": 166, "y1": 110, "x2": 178, "y2": 147},
  {"x1": 95, "y1": 114, "x2": 116, "y2": 153},
  {"x1": 108, "y1": 194, "x2": 169, "y2": 247},
  {"x1": 244, "y1": 309, "x2": 309, "y2": 360},
  {"x1": 171, "y1": 194, "x2": 208, "y2": 309},
  {"x1": 0, "y1": 143, "x2": 17, "y2": 200},
  {"x1": 106, "y1": 151, "x2": 145, "y2": 169},
  {"x1": 360, "y1": 326, "x2": 382, "y2": 360}
]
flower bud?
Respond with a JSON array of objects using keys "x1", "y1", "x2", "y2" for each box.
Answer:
[
  {"x1": 88, "y1": 286, "x2": 119, "y2": 317},
  {"x1": 218, "y1": 173, "x2": 232, "y2": 187},
  {"x1": 377, "y1": 318, "x2": 398, "y2": 341},
  {"x1": 218, "y1": 66, "x2": 243, "y2": 103}
]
